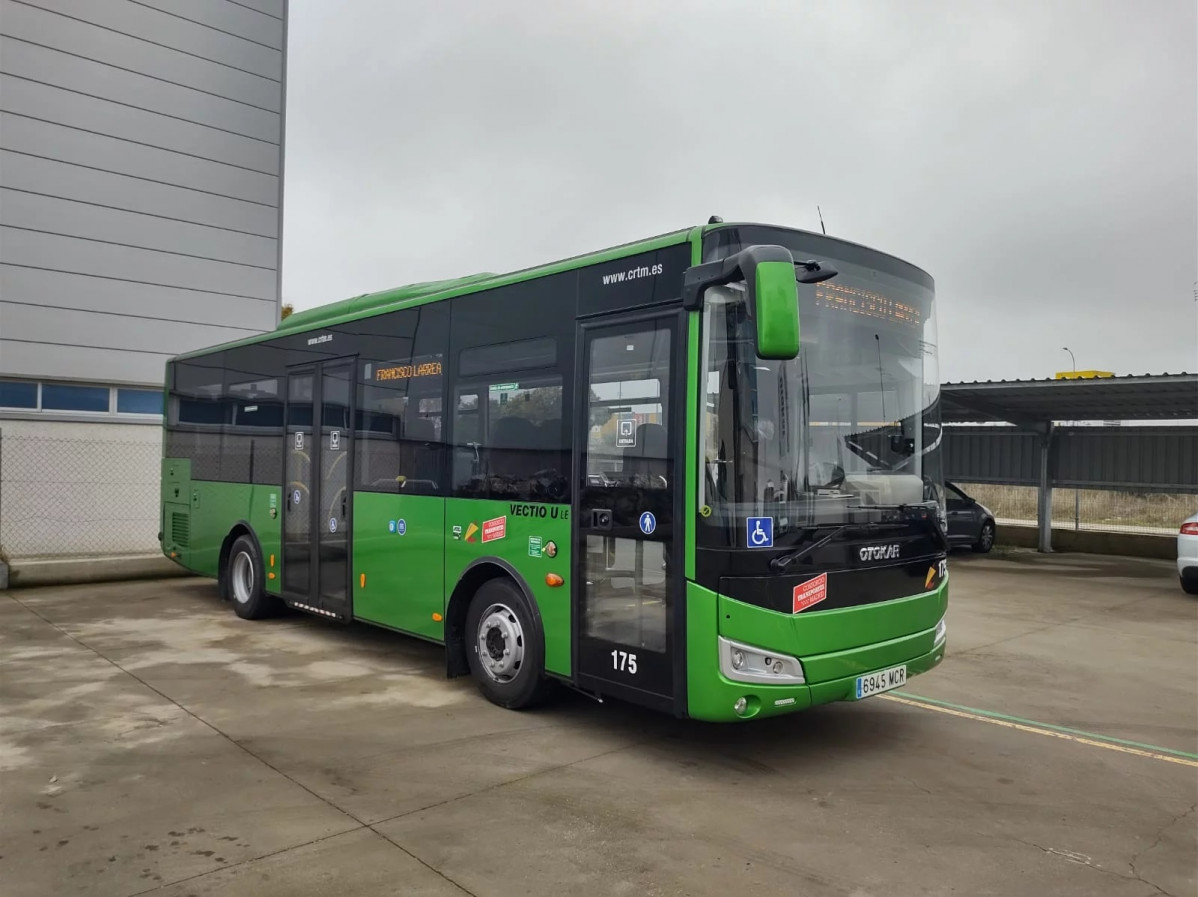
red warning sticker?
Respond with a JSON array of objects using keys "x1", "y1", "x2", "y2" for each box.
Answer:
[
  {"x1": 792, "y1": 573, "x2": 828, "y2": 613},
  {"x1": 481, "y1": 516, "x2": 507, "y2": 543}
]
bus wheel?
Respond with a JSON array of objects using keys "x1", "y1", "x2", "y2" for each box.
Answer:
[
  {"x1": 465, "y1": 579, "x2": 550, "y2": 709},
  {"x1": 226, "y1": 535, "x2": 278, "y2": 620}
]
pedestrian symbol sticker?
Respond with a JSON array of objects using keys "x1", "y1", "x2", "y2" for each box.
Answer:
[
  {"x1": 397, "y1": 519, "x2": 407, "y2": 536},
  {"x1": 639, "y1": 511, "x2": 656, "y2": 535},
  {"x1": 330, "y1": 430, "x2": 340, "y2": 450},
  {"x1": 329, "y1": 517, "x2": 338, "y2": 533},
  {"x1": 747, "y1": 516, "x2": 773, "y2": 548}
]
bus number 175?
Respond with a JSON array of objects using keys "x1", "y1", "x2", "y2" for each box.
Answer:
[{"x1": 611, "y1": 650, "x2": 638, "y2": 674}]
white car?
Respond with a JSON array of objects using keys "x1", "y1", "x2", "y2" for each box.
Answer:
[{"x1": 1179, "y1": 512, "x2": 1198, "y2": 595}]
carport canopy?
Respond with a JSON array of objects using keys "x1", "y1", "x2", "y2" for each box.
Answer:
[
  {"x1": 941, "y1": 372, "x2": 1198, "y2": 425},
  {"x1": 939, "y1": 373, "x2": 1198, "y2": 551}
]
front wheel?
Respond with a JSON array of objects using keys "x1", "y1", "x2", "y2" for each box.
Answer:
[
  {"x1": 1182, "y1": 575, "x2": 1198, "y2": 596},
  {"x1": 973, "y1": 521, "x2": 995, "y2": 553},
  {"x1": 225, "y1": 534, "x2": 281, "y2": 620},
  {"x1": 465, "y1": 579, "x2": 552, "y2": 709}
]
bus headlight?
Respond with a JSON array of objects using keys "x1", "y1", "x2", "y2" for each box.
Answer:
[
  {"x1": 718, "y1": 637, "x2": 805, "y2": 684},
  {"x1": 933, "y1": 616, "x2": 947, "y2": 647}
]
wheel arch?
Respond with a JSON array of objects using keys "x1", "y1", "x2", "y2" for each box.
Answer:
[
  {"x1": 218, "y1": 520, "x2": 262, "y2": 600},
  {"x1": 445, "y1": 558, "x2": 544, "y2": 679}
]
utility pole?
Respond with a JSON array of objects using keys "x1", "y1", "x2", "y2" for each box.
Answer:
[{"x1": 1062, "y1": 347, "x2": 1078, "y2": 530}]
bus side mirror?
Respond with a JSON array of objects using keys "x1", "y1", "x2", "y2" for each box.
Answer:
[
  {"x1": 682, "y1": 244, "x2": 805, "y2": 360},
  {"x1": 752, "y1": 257, "x2": 800, "y2": 359}
]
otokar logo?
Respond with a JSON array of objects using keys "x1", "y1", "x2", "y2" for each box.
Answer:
[
  {"x1": 307, "y1": 334, "x2": 333, "y2": 346},
  {"x1": 859, "y1": 543, "x2": 901, "y2": 562}
]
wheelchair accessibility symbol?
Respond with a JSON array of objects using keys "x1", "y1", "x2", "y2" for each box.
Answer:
[{"x1": 746, "y1": 516, "x2": 773, "y2": 548}]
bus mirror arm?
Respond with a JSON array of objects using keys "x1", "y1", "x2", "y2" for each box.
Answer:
[
  {"x1": 795, "y1": 260, "x2": 838, "y2": 284},
  {"x1": 682, "y1": 245, "x2": 792, "y2": 312}
]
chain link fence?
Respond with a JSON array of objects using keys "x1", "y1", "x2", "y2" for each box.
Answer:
[
  {"x1": 952, "y1": 482, "x2": 1195, "y2": 535},
  {"x1": 0, "y1": 428, "x2": 163, "y2": 560}
]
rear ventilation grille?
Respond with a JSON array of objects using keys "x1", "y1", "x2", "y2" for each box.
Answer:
[{"x1": 171, "y1": 513, "x2": 190, "y2": 548}]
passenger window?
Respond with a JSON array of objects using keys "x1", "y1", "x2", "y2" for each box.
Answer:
[
  {"x1": 355, "y1": 356, "x2": 444, "y2": 494},
  {"x1": 452, "y1": 377, "x2": 567, "y2": 502}
]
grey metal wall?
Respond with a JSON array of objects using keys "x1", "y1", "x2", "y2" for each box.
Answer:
[
  {"x1": 944, "y1": 426, "x2": 1198, "y2": 493},
  {"x1": 0, "y1": 0, "x2": 286, "y2": 386}
]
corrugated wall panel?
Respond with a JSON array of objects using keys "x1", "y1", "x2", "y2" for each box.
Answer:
[
  {"x1": 945, "y1": 426, "x2": 1198, "y2": 493},
  {"x1": 0, "y1": 0, "x2": 281, "y2": 110},
  {"x1": 0, "y1": 0, "x2": 284, "y2": 386}
]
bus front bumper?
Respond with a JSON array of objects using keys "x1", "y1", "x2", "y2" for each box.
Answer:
[{"x1": 685, "y1": 581, "x2": 948, "y2": 722}]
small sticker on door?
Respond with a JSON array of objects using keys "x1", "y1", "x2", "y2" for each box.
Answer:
[
  {"x1": 639, "y1": 511, "x2": 656, "y2": 535},
  {"x1": 329, "y1": 517, "x2": 338, "y2": 534},
  {"x1": 292, "y1": 489, "x2": 301, "y2": 506},
  {"x1": 616, "y1": 416, "x2": 636, "y2": 447},
  {"x1": 330, "y1": 430, "x2": 340, "y2": 450},
  {"x1": 294, "y1": 432, "x2": 304, "y2": 450},
  {"x1": 792, "y1": 573, "x2": 828, "y2": 613},
  {"x1": 482, "y1": 516, "x2": 506, "y2": 543}
]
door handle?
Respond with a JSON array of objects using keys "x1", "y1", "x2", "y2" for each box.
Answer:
[
  {"x1": 590, "y1": 508, "x2": 612, "y2": 530},
  {"x1": 341, "y1": 494, "x2": 347, "y2": 517}
]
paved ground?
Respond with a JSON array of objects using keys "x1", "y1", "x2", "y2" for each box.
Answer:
[{"x1": 2, "y1": 549, "x2": 1195, "y2": 897}]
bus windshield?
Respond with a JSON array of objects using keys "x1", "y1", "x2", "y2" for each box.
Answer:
[{"x1": 698, "y1": 250, "x2": 942, "y2": 549}]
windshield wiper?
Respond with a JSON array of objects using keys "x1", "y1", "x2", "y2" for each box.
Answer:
[{"x1": 770, "y1": 525, "x2": 850, "y2": 572}]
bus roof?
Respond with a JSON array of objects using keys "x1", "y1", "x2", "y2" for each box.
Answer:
[
  {"x1": 173, "y1": 224, "x2": 699, "y2": 361},
  {"x1": 171, "y1": 220, "x2": 931, "y2": 362}
]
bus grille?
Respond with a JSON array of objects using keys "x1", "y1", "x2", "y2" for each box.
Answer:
[{"x1": 171, "y1": 513, "x2": 190, "y2": 548}]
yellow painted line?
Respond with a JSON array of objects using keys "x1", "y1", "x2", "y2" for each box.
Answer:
[{"x1": 881, "y1": 694, "x2": 1198, "y2": 768}]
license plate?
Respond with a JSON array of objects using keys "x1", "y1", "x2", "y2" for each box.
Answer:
[{"x1": 855, "y1": 664, "x2": 907, "y2": 699}]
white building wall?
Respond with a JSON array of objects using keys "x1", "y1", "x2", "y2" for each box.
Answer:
[
  {"x1": 0, "y1": 0, "x2": 287, "y2": 384},
  {"x1": 0, "y1": 1, "x2": 287, "y2": 563}
]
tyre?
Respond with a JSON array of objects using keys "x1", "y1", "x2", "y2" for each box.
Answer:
[
  {"x1": 1181, "y1": 576, "x2": 1198, "y2": 596},
  {"x1": 465, "y1": 578, "x2": 552, "y2": 709},
  {"x1": 225, "y1": 534, "x2": 280, "y2": 620},
  {"x1": 973, "y1": 521, "x2": 995, "y2": 554}
]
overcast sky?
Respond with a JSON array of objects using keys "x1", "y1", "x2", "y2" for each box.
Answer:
[{"x1": 280, "y1": 0, "x2": 1197, "y2": 383}]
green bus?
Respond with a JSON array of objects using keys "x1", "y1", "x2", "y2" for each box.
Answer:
[{"x1": 159, "y1": 219, "x2": 948, "y2": 722}]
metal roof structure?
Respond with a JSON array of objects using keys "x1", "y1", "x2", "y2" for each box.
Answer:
[{"x1": 941, "y1": 373, "x2": 1198, "y2": 425}]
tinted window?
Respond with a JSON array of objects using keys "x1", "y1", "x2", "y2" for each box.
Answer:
[
  {"x1": 117, "y1": 388, "x2": 162, "y2": 414},
  {"x1": 449, "y1": 274, "x2": 575, "y2": 503},
  {"x1": 353, "y1": 304, "x2": 450, "y2": 495},
  {"x1": 0, "y1": 380, "x2": 37, "y2": 409},
  {"x1": 452, "y1": 371, "x2": 568, "y2": 503},
  {"x1": 42, "y1": 384, "x2": 109, "y2": 412}
]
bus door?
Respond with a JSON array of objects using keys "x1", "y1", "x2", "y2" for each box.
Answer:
[
  {"x1": 283, "y1": 359, "x2": 356, "y2": 620},
  {"x1": 573, "y1": 311, "x2": 683, "y2": 714}
]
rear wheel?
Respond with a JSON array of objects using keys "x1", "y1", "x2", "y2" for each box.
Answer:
[
  {"x1": 465, "y1": 578, "x2": 552, "y2": 709},
  {"x1": 225, "y1": 534, "x2": 280, "y2": 619},
  {"x1": 973, "y1": 521, "x2": 995, "y2": 553},
  {"x1": 1181, "y1": 575, "x2": 1198, "y2": 596}
]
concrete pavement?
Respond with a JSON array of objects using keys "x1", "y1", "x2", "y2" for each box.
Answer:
[{"x1": 1, "y1": 551, "x2": 1194, "y2": 896}]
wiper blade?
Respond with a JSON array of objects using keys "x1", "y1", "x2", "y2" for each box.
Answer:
[{"x1": 770, "y1": 524, "x2": 850, "y2": 572}]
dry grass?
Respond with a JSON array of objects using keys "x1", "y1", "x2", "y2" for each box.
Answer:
[{"x1": 953, "y1": 483, "x2": 1196, "y2": 532}]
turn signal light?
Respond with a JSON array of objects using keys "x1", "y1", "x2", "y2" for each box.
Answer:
[
  {"x1": 1181, "y1": 522, "x2": 1198, "y2": 535},
  {"x1": 545, "y1": 573, "x2": 564, "y2": 587}
]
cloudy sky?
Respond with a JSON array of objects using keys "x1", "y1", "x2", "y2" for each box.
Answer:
[{"x1": 280, "y1": 0, "x2": 1197, "y2": 383}]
